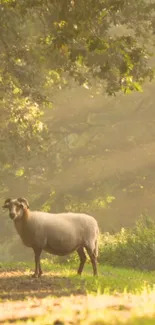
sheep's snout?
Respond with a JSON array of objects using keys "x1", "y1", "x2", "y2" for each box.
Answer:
[
  {"x1": 9, "y1": 204, "x2": 19, "y2": 220},
  {"x1": 10, "y1": 212, "x2": 16, "y2": 220}
]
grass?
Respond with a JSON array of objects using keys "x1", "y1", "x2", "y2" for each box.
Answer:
[{"x1": 0, "y1": 261, "x2": 155, "y2": 324}]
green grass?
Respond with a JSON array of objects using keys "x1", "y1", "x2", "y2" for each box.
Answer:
[
  {"x1": 0, "y1": 261, "x2": 155, "y2": 324},
  {"x1": 1, "y1": 259, "x2": 155, "y2": 294}
]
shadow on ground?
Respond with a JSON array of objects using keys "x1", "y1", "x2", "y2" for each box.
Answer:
[
  {"x1": 0, "y1": 271, "x2": 87, "y2": 300},
  {"x1": 1, "y1": 263, "x2": 155, "y2": 302}
]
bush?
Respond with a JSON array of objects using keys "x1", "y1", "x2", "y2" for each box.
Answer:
[{"x1": 98, "y1": 215, "x2": 155, "y2": 271}]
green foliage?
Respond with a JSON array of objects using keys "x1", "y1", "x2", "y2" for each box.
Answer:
[
  {"x1": 99, "y1": 215, "x2": 155, "y2": 271},
  {"x1": 0, "y1": 0, "x2": 155, "y2": 104},
  {"x1": 0, "y1": 0, "x2": 155, "y2": 164},
  {"x1": 1, "y1": 0, "x2": 155, "y2": 252}
]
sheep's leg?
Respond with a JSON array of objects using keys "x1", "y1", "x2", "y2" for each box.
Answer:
[
  {"x1": 38, "y1": 260, "x2": 43, "y2": 277},
  {"x1": 85, "y1": 247, "x2": 98, "y2": 276},
  {"x1": 77, "y1": 247, "x2": 87, "y2": 275},
  {"x1": 32, "y1": 248, "x2": 42, "y2": 278}
]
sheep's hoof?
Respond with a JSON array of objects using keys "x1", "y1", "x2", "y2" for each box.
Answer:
[
  {"x1": 31, "y1": 273, "x2": 38, "y2": 278},
  {"x1": 38, "y1": 272, "x2": 42, "y2": 278},
  {"x1": 31, "y1": 272, "x2": 42, "y2": 278}
]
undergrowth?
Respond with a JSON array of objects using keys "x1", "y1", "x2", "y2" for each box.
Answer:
[{"x1": 98, "y1": 215, "x2": 155, "y2": 271}]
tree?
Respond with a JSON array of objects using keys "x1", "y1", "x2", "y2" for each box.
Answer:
[
  {"x1": 1, "y1": 0, "x2": 155, "y2": 257},
  {"x1": 1, "y1": 0, "x2": 155, "y2": 97},
  {"x1": 0, "y1": 0, "x2": 154, "y2": 159}
]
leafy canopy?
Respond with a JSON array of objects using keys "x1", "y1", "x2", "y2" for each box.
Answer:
[{"x1": 0, "y1": 0, "x2": 155, "y2": 197}]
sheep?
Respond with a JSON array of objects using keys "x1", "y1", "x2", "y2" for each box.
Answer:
[{"x1": 3, "y1": 197, "x2": 99, "y2": 277}]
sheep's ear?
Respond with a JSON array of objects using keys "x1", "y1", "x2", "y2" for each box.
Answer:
[
  {"x1": 17, "y1": 197, "x2": 30, "y2": 209},
  {"x1": 19, "y1": 202, "x2": 26, "y2": 209},
  {"x1": 2, "y1": 198, "x2": 11, "y2": 209}
]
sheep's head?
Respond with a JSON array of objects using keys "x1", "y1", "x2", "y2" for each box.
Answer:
[{"x1": 3, "y1": 197, "x2": 29, "y2": 220}]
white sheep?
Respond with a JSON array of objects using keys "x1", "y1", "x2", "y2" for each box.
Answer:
[{"x1": 3, "y1": 197, "x2": 99, "y2": 277}]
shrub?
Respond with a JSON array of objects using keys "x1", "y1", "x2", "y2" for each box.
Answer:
[{"x1": 98, "y1": 215, "x2": 155, "y2": 271}]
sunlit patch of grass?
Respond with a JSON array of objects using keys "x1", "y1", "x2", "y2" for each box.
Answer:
[
  {"x1": 1, "y1": 289, "x2": 155, "y2": 324},
  {"x1": 1, "y1": 261, "x2": 155, "y2": 297},
  {"x1": 1, "y1": 262, "x2": 155, "y2": 324}
]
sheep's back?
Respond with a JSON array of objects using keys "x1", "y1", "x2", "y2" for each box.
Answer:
[{"x1": 29, "y1": 211, "x2": 99, "y2": 254}]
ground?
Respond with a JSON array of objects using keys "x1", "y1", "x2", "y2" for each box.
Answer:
[{"x1": 0, "y1": 260, "x2": 155, "y2": 324}]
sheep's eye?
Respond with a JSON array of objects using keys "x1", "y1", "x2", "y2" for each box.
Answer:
[{"x1": 15, "y1": 203, "x2": 21, "y2": 210}]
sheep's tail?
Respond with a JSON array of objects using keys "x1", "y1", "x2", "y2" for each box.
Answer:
[
  {"x1": 94, "y1": 225, "x2": 100, "y2": 258},
  {"x1": 94, "y1": 239, "x2": 98, "y2": 258}
]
